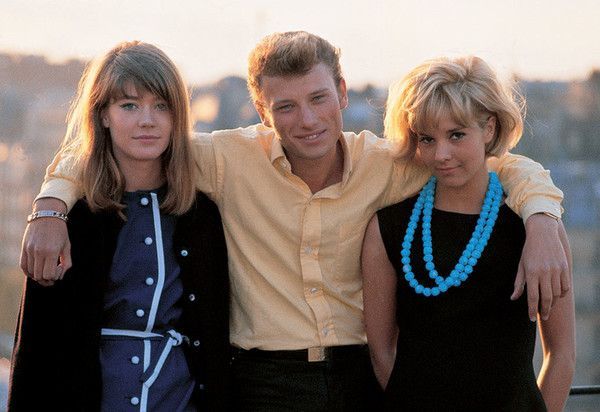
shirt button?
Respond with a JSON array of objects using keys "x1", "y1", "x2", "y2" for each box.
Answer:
[
  {"x1": 145, "y1": 277, "x2": 154, "y2": 286},
  {"x1": 136, "y1": 309, "x2": 145, "y2": 318},
  {"x1": 188, "y1": 293, "x2": 196, "y2": 302},
  {"x1": 140, "y1": 197, "x2": 149, "y2": 206},
  {"x1": 322, "y1": 327, "x2": 329, "y2": 336},
  {"x1": 180, "y1": 249, "x2": 188, "y2": 257},
  {"x1": 144, "y1": 237, "x2": 153, "y2": 245},
  {"x1": 198, "y1": 383, "x2": 205, "y2": 390},
  {"x1": 131, "y1": 356, "x2": 140, "y2": 365},
  {"x1": 304, "y1": 246, "x2": 313, "y2": 254},
  {"x1": 310, "y1": 287, "x2": 319, "y2": 294},
  {"x1": 131, "y1": 397, "x2": 140, "y2": 405},
  {"x1": 193, "y1": 340, "x2": 201, "y2": 347}
]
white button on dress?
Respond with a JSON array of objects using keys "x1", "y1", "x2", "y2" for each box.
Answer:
[
  {"x1": 136, "y1": 309, "x2": 145, "y2": 318},
  {"x1": 140, "y1": 197, "x2": 149, "y2": 206},
  {"x1": 144, "y1": 237, "x2": 153, "y2": 245}
]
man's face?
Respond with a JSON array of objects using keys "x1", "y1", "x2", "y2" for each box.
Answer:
[{"x1": 257, "y1": 63, "x2": 348, "y2": 168}]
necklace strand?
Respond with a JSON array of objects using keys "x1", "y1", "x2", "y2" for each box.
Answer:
[{"x1": 400, "y1": 172, "x2": 503, "y2": 297}]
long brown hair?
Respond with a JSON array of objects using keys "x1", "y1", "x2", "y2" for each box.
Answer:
[{"x1": 60, "y1": 41, "x2": 196, "y2": 216}]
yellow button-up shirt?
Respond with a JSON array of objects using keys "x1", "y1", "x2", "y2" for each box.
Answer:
[{"x1": 38, "y1": 124, "x2": 563, "y2": 350}]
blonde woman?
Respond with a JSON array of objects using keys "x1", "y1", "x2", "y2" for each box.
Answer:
[
  {"x1": 362, "y1": 56, "x2": 575, "y2": 411},
  {"x1": 9, "y1": 42, "x2": 230, "y2": 411}
]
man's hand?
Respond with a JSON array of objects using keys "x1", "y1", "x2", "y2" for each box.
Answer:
[
  {"x1": 19, "y1": 198, "x2": 72, "y2": 286},
  {"x1": 511, "y1": 213, "x2": 570, "y2": 321}
]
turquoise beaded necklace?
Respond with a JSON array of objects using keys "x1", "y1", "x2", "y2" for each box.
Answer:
[{"x1": 401, "y1": 171, "x2": 503, "y2": 297}]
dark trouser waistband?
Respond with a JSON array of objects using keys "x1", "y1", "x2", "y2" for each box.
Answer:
[{"x1": 232, "y1": 344, "x2": 367, "y2": 362}]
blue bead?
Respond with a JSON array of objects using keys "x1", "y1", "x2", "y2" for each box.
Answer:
[
  {"x1": 415, "y1": 285, "x2": 424, "y2": 294},
  {"x1": 429, "y1": 270, "x2": 439, "y2": 279},
  {"x1": 401, "y1": 249, "x2": 410, "y2": 257},
  {"x1": 468, "y1": 257, "x2": 477, "y2": 266},
  {"x1": 464, "y1": 265, "x2": 473, "y2": 274},
  {"x1": 431, "y1": 287, "x2": 440, "y2": 296},
  {"x1": 404, "y1": 273, "x2": 414, "y2": 281},
  {"x1": 459, "y1": 256, "x2": 468, "y2": 265},
  {"x1": 435, "y1": 276, "x2": 444, "y2": 285},
  {"x1": 459, "y1": 273, "x2": 468, "y2": 281},
  {"x1": 425, "y1": 261, "x2": 435, "y2": 271},
  {"x1": 402, "y1": 264, "x2": 412, "y2": 273},
  {"x1": 455, "y1": 263, "x2": 464, "y2": 272},
  {"x1": 423, "y1": 288, "x2": 432, "y2": 297},
  {"x1": 409, "y1": 279, "x2": 418, "y2": 288},
  {"x1": 401, "y1": 256, "x2": 410, "y2": 265},
  {"x1": 439, "y1": 283, "x2": 448, "y2": 292}
]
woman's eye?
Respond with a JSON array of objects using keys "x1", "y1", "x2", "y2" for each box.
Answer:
[
  {"x1": 450, "y1": 132, "x2": 466, "y2": 140},
  {"x1": 418, "y1": 136, "x2": 433, "y2": 144},
  {"x1": 156, "y1": 103, "x2": 169, "y2": 111}
]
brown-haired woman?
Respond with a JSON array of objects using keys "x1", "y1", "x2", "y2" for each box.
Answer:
[{"x1": 9, "y1": 41, "x2": 230, "y2": 411}]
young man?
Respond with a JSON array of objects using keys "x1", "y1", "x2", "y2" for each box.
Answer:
[{"x1": 22, "y1": 32, "x2": 568, "y2": 411}]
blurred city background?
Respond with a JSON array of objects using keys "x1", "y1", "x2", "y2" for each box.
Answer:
[{"x1": 1, "y1": 0, "x2": 600, "y2": 410}]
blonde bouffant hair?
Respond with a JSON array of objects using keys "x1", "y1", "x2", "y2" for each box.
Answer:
[
  {"x1": 384, "y1": 56, "x2": 524, "y2": 159},
  {"x1": 59, "y1": 41, "x2": 196, "y2": 216}
]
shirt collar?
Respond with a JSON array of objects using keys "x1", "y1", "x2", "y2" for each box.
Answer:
[{"x1": 269, "y1": 131, "x2": 354, "y2": 186}]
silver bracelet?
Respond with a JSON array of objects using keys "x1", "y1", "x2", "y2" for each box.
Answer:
[{"x1": 27, "y1": 210, "x2": 69, "y2": 223}]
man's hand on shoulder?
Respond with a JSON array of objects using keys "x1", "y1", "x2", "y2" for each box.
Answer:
[
  {"x1": 20, "y1": 198, "x2": 72, "y2": 286},
  {"x1": 511, "y1": 213, "x2": 570, "y2": 321}
]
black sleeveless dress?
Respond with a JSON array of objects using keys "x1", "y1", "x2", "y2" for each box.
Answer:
[{"x1": 377, "y1": 195, "x2": 546, "y2": 411}]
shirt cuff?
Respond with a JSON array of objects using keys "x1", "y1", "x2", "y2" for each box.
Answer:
[
  {"x1": 520, "y1": 198, "x2": 563, "y2": 223},
  {"x1": 35, "y1": 179, "x2": 80, "y2": 212}
]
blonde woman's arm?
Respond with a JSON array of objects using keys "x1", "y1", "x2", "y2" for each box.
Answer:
[
  {"x1": 537, "y1": 221, "x2": 576, "y2": 412},
  {"x1": 361, "y1": 214, "x2": 399, "y2": 389}
]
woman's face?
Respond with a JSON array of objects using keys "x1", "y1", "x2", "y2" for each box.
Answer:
[
  {"x1": 102, "y1": 82, "x2": 173, "y2": 170},
  {"x1": 415, "y1": 112, "x2": 495, "y2": 193}
]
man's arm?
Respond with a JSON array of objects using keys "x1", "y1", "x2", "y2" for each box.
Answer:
[
  {"x1": 22, "y1": 131, "x2": 222, "y2": 284},
  {"x1": 20, "y1": 197, "x2": 71, "y2": 285},
  {"x1": 489, "y1": 153, "x2": 568, "y2": 321}
]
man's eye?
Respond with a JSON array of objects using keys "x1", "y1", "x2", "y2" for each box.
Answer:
[
  {"x1": 276, "y1": 104, "x2": 292, "y2": 112},
  {"x1": 120, "y1": 103, "x2": 137, "y2": 110}
]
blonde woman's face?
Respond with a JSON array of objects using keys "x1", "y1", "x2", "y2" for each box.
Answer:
[
  {"x1": 415, "y1": 113, "x2": 494, "y2": 193},
  {"x1": 102, "y1": 83, "x2": 172, "y2": 171}
]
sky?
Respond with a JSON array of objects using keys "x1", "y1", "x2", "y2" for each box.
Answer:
[{"x1": 1, "y1": 0, "x2": 600, "y2": 88}]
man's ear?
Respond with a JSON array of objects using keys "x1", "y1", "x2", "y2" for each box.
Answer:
[
  {"x1": 337, "y1": 78, "x2": 348, "y2": 110},
  {"x1": 256, "y1": 103, "x2": 272, "y2": 128}
]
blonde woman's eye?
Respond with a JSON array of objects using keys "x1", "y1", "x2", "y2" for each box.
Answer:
[
  {"x1": 451, "y1": 132, "x2": 466, "y2": 140},
  {"x1": 418, "y1": 135, "x2": 433, "y2": 144},
  {"x1": 156, "y1": 102, "x2": 169, "y2": 111}
]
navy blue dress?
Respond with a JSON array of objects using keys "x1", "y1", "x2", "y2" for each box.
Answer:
[
  {"x1": 100, "y1": 189, "x2": 194, "y2": 411},
  {"x1": 377, "y1": 196, "x2": 547, "y2": 411}
]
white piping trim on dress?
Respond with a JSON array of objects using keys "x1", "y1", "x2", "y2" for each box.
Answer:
[{"x1": 146, "y1": 192, "x2": 166, "y2": 333}]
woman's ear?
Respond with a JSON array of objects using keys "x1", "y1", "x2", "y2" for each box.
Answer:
[{"x1": 484, "y1": 115, "x2": 496, "y2": 144}]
